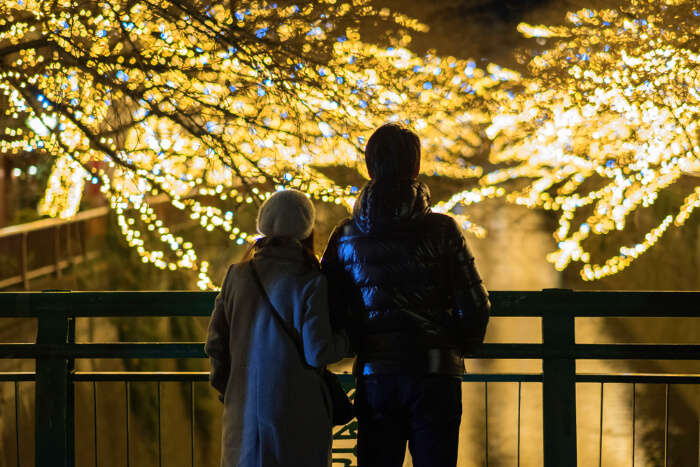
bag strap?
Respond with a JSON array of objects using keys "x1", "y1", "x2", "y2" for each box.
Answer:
[{"x1": 248, "y1": 261, "x2": 311, "y2": 369}]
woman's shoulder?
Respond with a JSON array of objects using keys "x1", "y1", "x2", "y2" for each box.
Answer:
[
  {"x1": 217, "y1": 262, "x2": 249, "y2": 293},
  {"x1": 226, "y1": 261, "x2": 249, "y2": 279}
]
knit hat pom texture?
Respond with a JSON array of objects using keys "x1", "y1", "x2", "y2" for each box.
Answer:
[{"x1": 256, "y1": 189, "x2": 315, "y2": 240}]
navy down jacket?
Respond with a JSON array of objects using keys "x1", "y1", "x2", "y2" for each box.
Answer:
[{"x1": 321, "y1": 179, "x2": 490, "y2": 376}]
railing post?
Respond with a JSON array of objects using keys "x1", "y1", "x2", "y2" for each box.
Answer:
[
  {"x1": 19, "y1": 232, "x2": 29, "y2": 290},
  {"x1": 79, "y1": 221, "x2": 87, "y2": 264},
  {"x1": 54, "y1": 226, "x2": 62, "y2": 278},
  {"x1": 66, "y1": 223, "x2": 74, "y2": 268},
  {"x1": 67, "y1": 313, "x2": 75, "y2": 466},
  {"x1": 35, "y1": 293, "x2": 73, "y2": 467},
  {"x1": 542, "y1": 293, "x2": 577, "y2": 467}
]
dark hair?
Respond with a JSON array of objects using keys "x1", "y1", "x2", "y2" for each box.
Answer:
[{"x1": 364, "y1": 123, "x2": 421, "y2": 181}]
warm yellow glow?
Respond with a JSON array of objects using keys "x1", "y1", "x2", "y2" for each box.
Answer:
[
  {"x1": 1, "y1": 0, "x2": 697, "y2": 286},
  {"x1": 0, "y1": 0, "x2": 502, "y2": 288},
  {"x1": 463, "y1": 0, "x2": 699, "y2": 280}
]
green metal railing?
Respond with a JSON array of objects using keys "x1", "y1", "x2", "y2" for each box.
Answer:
[{"x1": 1, "y1": 289, "x2": 700, "y2": 467}]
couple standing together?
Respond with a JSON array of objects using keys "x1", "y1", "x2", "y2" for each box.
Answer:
[{"x1": 206, "y1": 123, "x2": 491, "y2": 467}]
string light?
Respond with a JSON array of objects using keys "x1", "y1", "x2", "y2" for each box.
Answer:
[
  {"x1": 0, "y1": 0, "x2": 501, "y2": 288},
  {"x1": 1, "y1": 0, "x2": 697, "y2": 286},
  {"x1": 477, "y1": 0, "x2": 699, "y2": 280}
]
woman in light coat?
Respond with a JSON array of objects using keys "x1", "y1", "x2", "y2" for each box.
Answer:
[{"x1": 206, "y1": 189, "x2": 349, "y2": 467}]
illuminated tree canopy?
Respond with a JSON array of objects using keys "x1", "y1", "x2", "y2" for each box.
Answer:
[
  {"x1": 436, "y1": 0, "x2": 700, "y2": 280},
  {"x1": 1, "y1": 0, "x2": 698, "y2": 287},
  {"x1": 1, "y1": 0, "x2": 505, "y2": 288}
]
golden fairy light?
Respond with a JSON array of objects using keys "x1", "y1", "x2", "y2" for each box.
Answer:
[
  {"x1": 0, "y1": 0, "x2": 500, "y2": 289},
  {"x1": 436, "y1": 0, "x2": 699, "y2": 280},
  {"x1": 1, "y1": 0, "x2": 697, "y2": 286}
]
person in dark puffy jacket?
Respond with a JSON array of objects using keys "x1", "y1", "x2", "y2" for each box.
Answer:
[{"x1": 321, "y1": 123, "x2": 491, "y2": 467}]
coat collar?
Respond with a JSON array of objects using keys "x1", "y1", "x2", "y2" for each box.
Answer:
[{"x1": 253, "y1": 237, "x2": 306, "y2": 262}]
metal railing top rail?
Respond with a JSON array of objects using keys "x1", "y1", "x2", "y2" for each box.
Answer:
[
  {"x1": 8, "y1": 371, "x2": 700, "y2": 384},
  {"x1": 1, "y1": 291, "x2": 700, "y2": 363},
  {"x1": 0, "y1": 206, "x2": 110, "y2": 239},
  {"x1": 1, "y1": 289, "x2": 699, "y2": 318},
  {"x1": 1, "y1": 290, "x2": 699, "y2": 467},
  {"x1": 3, "y1": 342, "x2": 700, "y2": 360}
]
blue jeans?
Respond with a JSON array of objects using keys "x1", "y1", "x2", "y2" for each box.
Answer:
[{"x1": 355, "y1": 374, "x2": 462, "y2": 467}]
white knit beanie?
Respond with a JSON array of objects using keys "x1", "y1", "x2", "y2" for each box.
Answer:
[{"x1": 256, "y1": 189, "x2": 315, "y2": 240}]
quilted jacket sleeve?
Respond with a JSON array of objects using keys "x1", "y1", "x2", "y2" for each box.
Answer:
[
  {"x1": 320, "y1": 221, "x2": 355, "y2": 336},
  {"x1": 444, "y1": 219, "x2": 491, "y2": 356}
]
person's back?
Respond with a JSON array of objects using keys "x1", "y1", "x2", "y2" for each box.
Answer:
[
  {"x1": 206, "y1": 190, "x2": 349, "y2": 467},
  {"x1": 322, "y1": 123, "x2": 490, "y2": 467}
]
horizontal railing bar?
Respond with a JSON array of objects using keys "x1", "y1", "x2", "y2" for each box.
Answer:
[
  {"x1": 73, "y1": 371, "x2": 210, "y2": 382},
  {"x1": 477, "y1": 344, "x2": 700, "y2": 360},
  {"x1": 462, "y1": 373, "x2": 543, "y2": 382},
  {"x1": 4, "y1": 342, "x2": 700, "y2": 359},
  {"x1": 2, "y1": 291, "x2": 700, "y2": 318},
  {"x1": 0, "y1": 343, "x2": 549, "y2": 359},
  {"x1": 69, "y1": 371, "x2": 544, "y2": 383},
  {"x1": 471, "y1": 290, "x2": 700, "y2": 316},
  {"x1": 477, "y1": 343, "x2": 546, "y2": 358},
  {"x1": 0, "y1": 292, "x2": 217, "y2": 317},
  {"x1": 542, "y1": 291, "x2": 700, "y2": 317},
  {"x1": 577, "y1": 373, "x2": 700, "y2": 384},
  {"x1": 337, "y1": 374, "x2": 354, "y2": 385},
  {"x1": 0, "y1": 372, "x2": 35, "y2": 381},
  {"x1": 573, "y1": 344, "x2": 700, "y2": 359},
  {"x1": 0, "y1": 343, "x2": 206, "y2": 358},
  {"x1": 0, "y1": 206, "x2": 109, "y2": 239},
  {"x1": 0, "y1": 252, "x2": 99, "y2": 290},
  {"x1": 17, "y1": 371, "x2": 700, "y2": 385}
]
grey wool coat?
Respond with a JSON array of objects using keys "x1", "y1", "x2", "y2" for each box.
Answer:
[{"x1": 205, "y1": 241, "x2": 349, "y2": 467}]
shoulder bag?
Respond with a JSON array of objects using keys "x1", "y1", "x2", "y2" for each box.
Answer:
[{"x1": 248, "y1": 261, "x2": 354, "y2": 426}]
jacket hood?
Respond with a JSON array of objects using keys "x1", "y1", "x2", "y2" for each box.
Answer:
[{"x1": 352, "y1": 179, "x2": 431, "y2": 233}]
